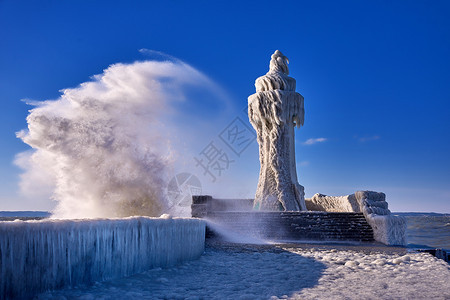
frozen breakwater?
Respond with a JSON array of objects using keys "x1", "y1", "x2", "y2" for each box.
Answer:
[{"x1": 0, "y1": 217, "x2": 205, "y2": 299}]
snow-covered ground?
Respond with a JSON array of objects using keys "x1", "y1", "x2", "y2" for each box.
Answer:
[{"x1": 36, "y1": 241, "x2": 450, "y2": 300}]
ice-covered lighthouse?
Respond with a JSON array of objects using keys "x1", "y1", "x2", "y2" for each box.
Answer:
[{"x1": 248, "y1": 50, "x2": 306, "y2": 211}]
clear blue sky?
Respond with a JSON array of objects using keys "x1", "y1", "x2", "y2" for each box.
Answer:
[{"x1": 0, "y1": 0, "x2": 449, "y2": 213}]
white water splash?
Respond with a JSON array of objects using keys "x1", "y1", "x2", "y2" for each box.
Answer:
[
  {"x1": 16, "y1": 55, "x2": 230, "y2": 219},
  {"x1": 205, "y1": 219, "x2": 269, "y2": 244}
]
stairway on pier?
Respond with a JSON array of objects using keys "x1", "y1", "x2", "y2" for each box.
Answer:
[
  {"x1": 192, "y1": 196, "x2": 375, "y2": 242},
  {"x1": 205, "y1": 211, "x2": 374, "y2": 242}
]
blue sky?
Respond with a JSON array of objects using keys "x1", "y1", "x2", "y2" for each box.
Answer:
[{"x1": 0, "y1": 0, "x2": 449, "y2": 213}]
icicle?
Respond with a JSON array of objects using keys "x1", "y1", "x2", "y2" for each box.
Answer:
[{"x1": 0, "y1": 217, "x2": 205, "y2": 299}]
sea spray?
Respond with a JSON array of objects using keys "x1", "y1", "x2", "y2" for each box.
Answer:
[
  {"x1": 205, "y1": 218, "x2": 269, "y2": 244},
  {"x1": 16, "y1": 57, "x2": 229, "y2": 219}
]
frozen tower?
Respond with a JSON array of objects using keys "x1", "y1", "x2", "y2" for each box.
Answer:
[{"x1": 248, "y1": 50, "x2": 306, "y2": 211}]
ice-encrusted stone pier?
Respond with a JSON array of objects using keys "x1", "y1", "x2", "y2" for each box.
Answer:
[{"x1": 192, "y1": 192, "x2": 406, "y2": 245}]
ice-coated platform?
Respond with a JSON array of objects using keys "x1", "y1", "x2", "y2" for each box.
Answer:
[
  {"x1": 193, "y1": 192, "x2": 406, "y2": 246},
  {"x1": 192, "y1": 196, "x2": 374, "y2": 242},
  {"x1": 0, "y1": 216, "x2": 205, "y2": 299},
  {"x1": 206, "y1": 211, "x2": 374, "y2": 242}
]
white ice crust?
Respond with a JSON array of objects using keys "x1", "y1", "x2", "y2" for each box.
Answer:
[
  {"x1": 248, "y1": 50, "x2": 306, "y2": 211},
  {"x1": 306, "y1": 193, "x2": 360, "y2": 212},
  {"x1": 354, "y1": 191, "x2": 407, "y2": 246},
  {"x1": 0, "y1": 217, "x2": 205, "y2": 299}
]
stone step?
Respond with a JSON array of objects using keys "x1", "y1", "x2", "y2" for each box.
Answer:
[
  {"x1": 221, "y1": 227, "x2": 373, "y2": 236},
  {"x1": 205, "y1": 211, "x2": 374, "y2": 242},
  {"x1": 207, "y1": 212, "x2": 367, "y2": 218},
  {"x1": 206, "y1": 228, "x2": 374, "y2": 241},
  {"x1": 214, "y1": 229, "x2": 373, "y2": 237}
]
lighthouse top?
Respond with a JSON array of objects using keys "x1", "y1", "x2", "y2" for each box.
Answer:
[
  {"x1": 254, "y1": 50, "x2": 298, "y2": 96},
  {"x1": 269, "y1": 50, "x2": 290, "y2": 74}
]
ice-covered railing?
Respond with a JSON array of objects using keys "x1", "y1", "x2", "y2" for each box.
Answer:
[
  {"x1": 305, "y1": 191, "x2": 406, "y2": 246},
  {"x1": 0, "y1": 216, "x2": 205, "y2": 299},
  {"x1": 354, "y1": 191, "x2": 406, "y2": 246}
]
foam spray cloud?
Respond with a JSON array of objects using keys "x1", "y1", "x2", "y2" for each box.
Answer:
[{"x1": 16, "y1": 57, "x2": 226, "y2": 219}]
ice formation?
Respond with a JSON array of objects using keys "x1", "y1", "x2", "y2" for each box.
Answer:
[
  {"x1": 248, "y1": 50, "x2": 306, "y2": 211},
  {"x1": 354, "y1": 191, "x2": 406, "y2": 246},
  {"x1": 305, "y1": 191, "x2": 406, "y2": 245},
  {"x1": 305, "y1": 193, "x2": 360, "y2": 212},
  {"x1": 0, "y1": 217, "x2": 205, "y2": 299}
]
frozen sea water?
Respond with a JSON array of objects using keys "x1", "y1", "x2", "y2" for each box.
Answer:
[{"x1": 36, "y1": 241, "x2": 450, "y2": 300}]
